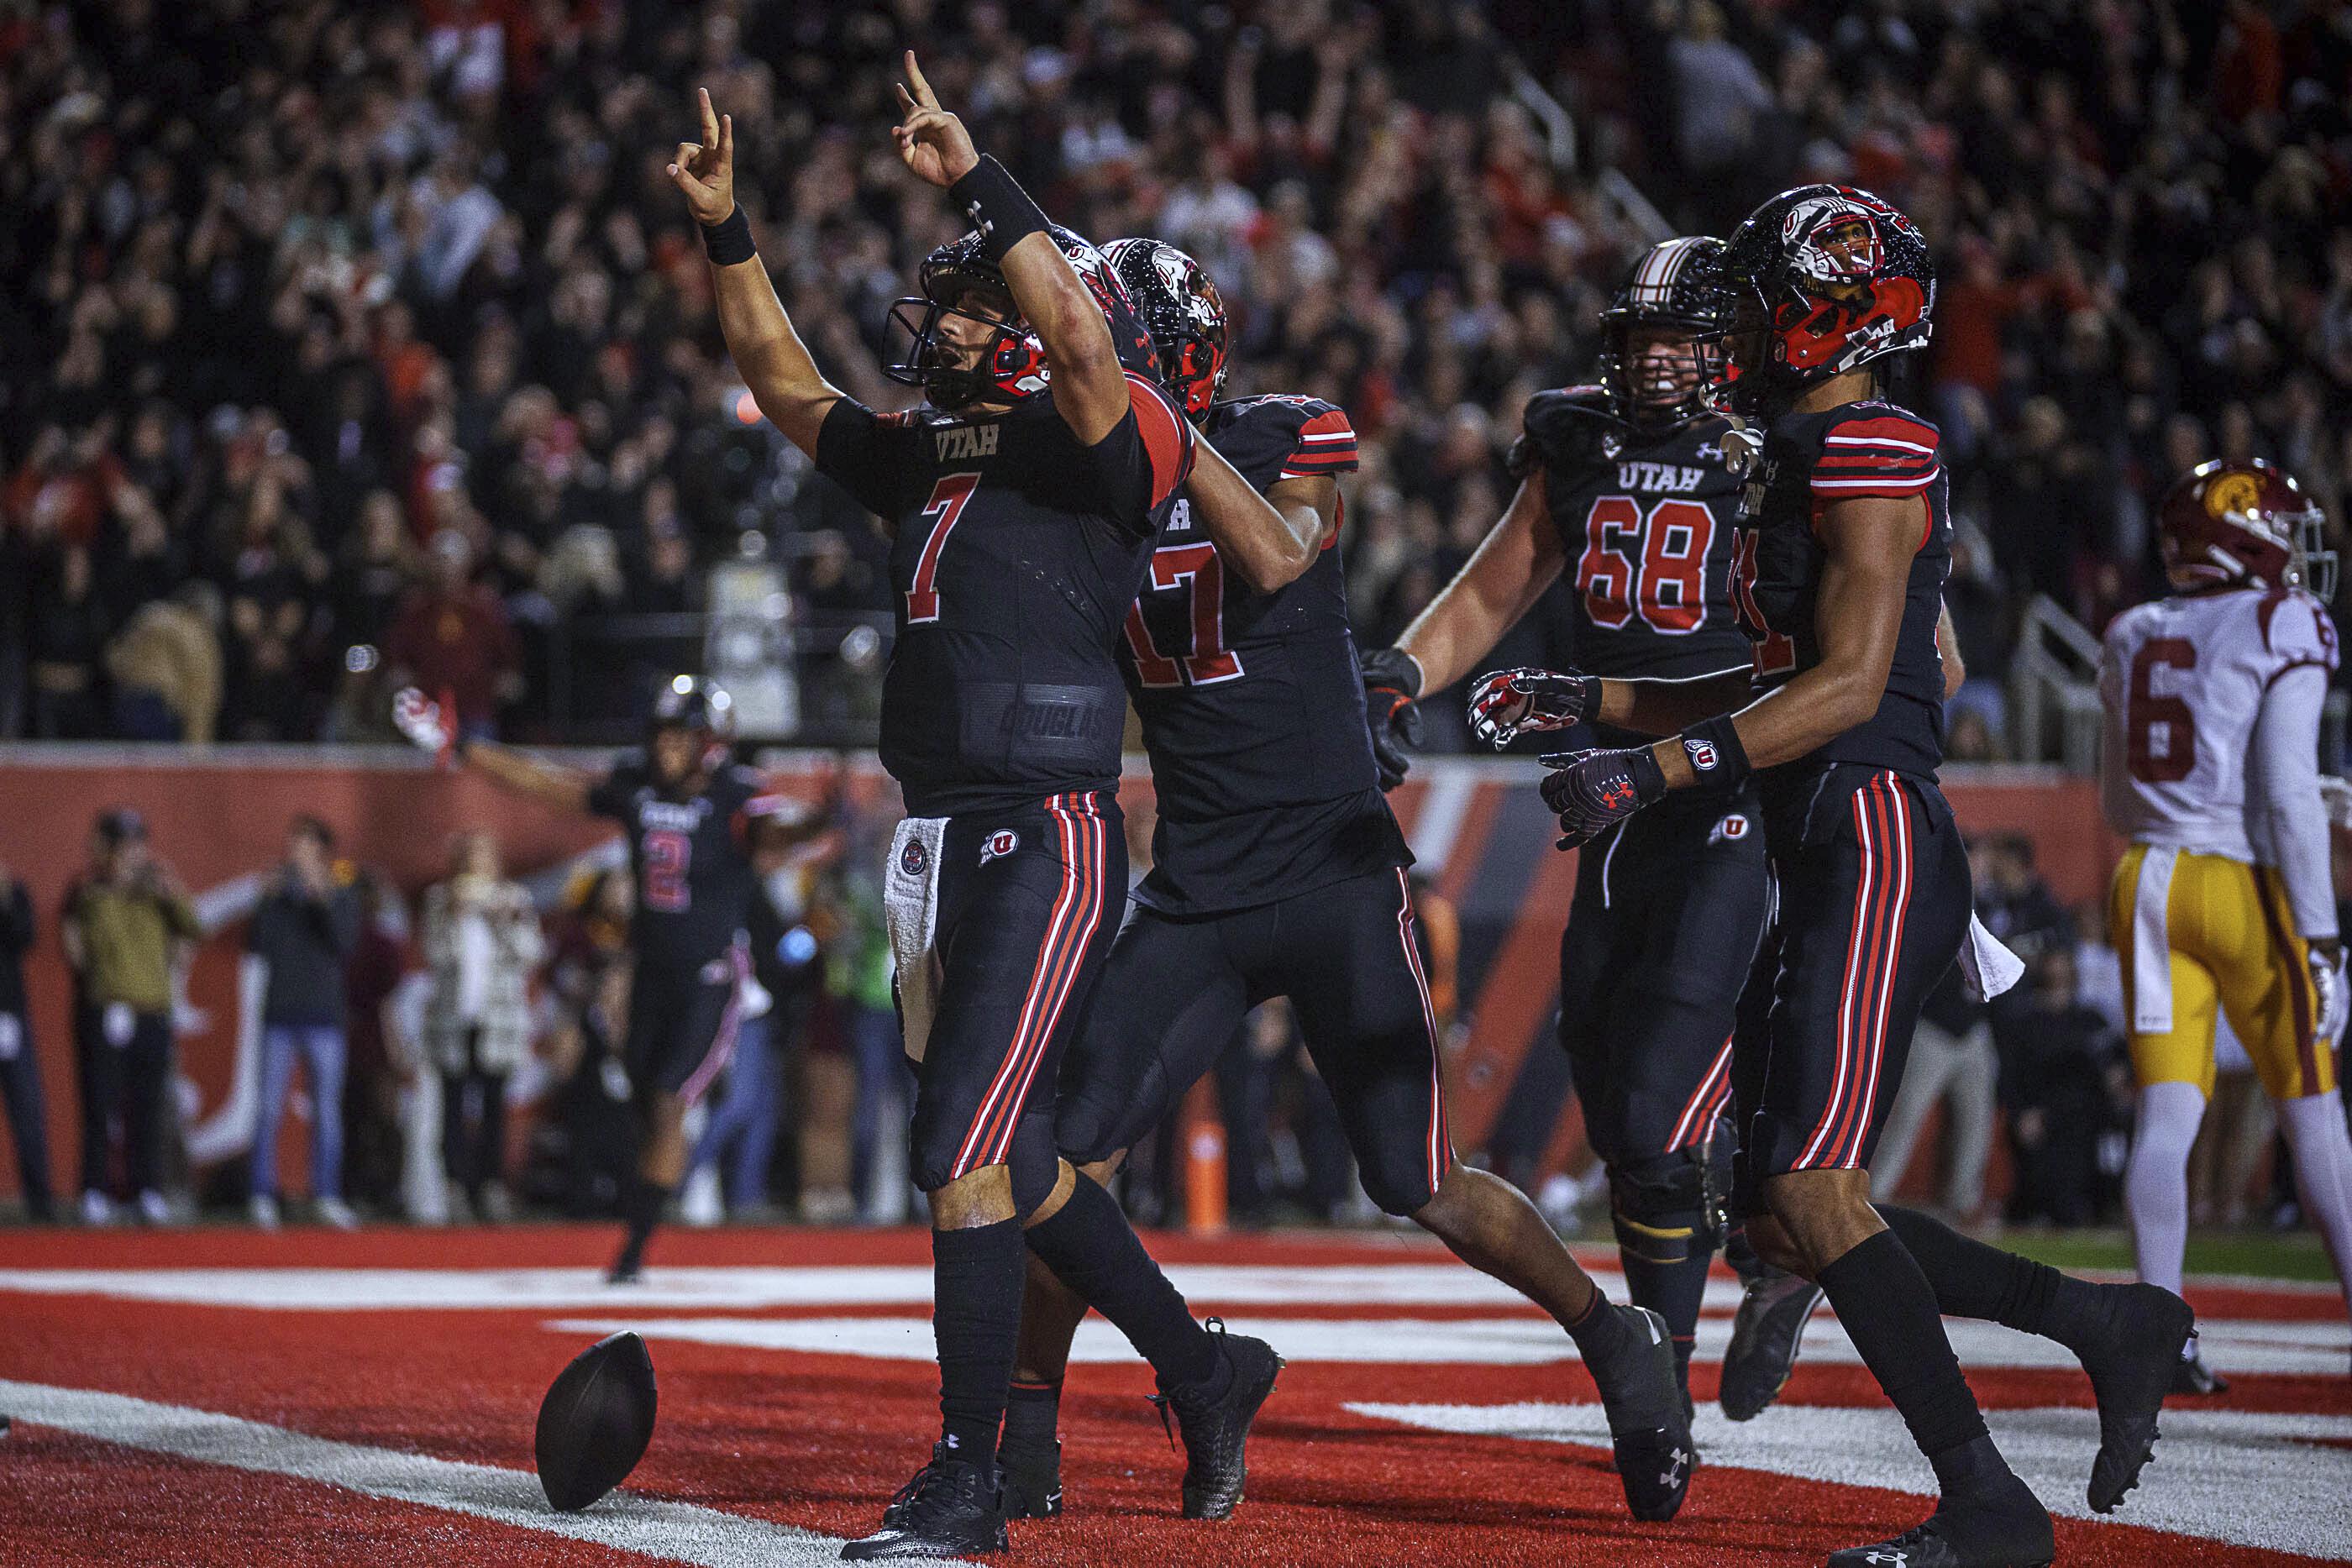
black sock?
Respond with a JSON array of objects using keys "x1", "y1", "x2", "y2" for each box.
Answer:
[
  {"x1": 617, "y1": 1179, "x2": 670, "y2": 1264},
  {"x1": 1563, "y1": 1286, "x2": 1633, "y2": 1359},
  {"x1": 1877, "y1": 1204, "x2": 2106, "y2": 1352},
  {"x1": 1815, "y1": 1230, "x2": 1995, "y2": 1472},
  {"x1": 933, "y1": 1218, "x2": 1026, "y2": 1465},
  {"x1": 1000, "y1": 1378, "x2": 1062, "y2": 1456},
  {"x1": 1026, "y1": 1176, "x2": 1221, "y2": 1391},
  {"x1": 1618, "y1": 1248, "x2": 1710, "y2": 1392}
]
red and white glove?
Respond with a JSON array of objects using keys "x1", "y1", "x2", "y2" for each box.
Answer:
[
  {"x1": 1467, "y1": 667, "x2": 1599, "y2": 748},
  {"x1": 392, "y1": 687, "x2": 454, "y2": 760}
]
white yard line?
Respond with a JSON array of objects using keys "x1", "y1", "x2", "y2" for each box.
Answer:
[
  {"x1": 1349, "y1": 1399, "x2": 2352, "y2": 1561},
  {"x1": 0, "y1": 1378, "x2": 956, "y2": 1568}
]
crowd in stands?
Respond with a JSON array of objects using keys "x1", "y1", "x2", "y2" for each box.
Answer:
[{"x1": 3, "y1": 1, "x2": 2345, "y2": 755}]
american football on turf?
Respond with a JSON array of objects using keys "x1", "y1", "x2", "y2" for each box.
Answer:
[{"x1": 534, "y1": 1330, "x2": 659, "y2": 1512}]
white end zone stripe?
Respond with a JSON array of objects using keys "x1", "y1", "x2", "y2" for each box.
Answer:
[{"x1": 0, "y1": 1378, "x2": 953, "y2": 1567}]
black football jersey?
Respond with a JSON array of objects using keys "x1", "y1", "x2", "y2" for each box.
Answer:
[
  {"x1": 1121, "y1": 396, "x2": 1410, "y2": 915},
  {"x1": 1510, "y1": 387, "x2": 1752, "y2": 684},
  {"x1": 587, "y1": 758, "x2": 780, "y2": 972},
  {"x1": 816, "y1": 377, "x2": 1194, "y2": 817},
  {"x1": 1730, "y1": 400, "x2": 1951, "y2": 779}
]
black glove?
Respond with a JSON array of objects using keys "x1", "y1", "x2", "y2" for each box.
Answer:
[
  {"x1": 1539, "y1": 746, "x2": 1667, "y2": 849},
  {"x1": 1467, "y1": 666, "x2": 1600, "y2": 748},
  {"x1": 1359, "y1": 646, "x2": 1425, "y2": 790}
]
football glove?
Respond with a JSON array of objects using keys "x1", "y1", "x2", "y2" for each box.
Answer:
[
  {"x1": 1359, "y1": 647, "x2": 1425, "y2": 790},
  {"x1": 1468, "y1": 667, "x2": 1599, "y2": 749},
  {"x1": 1539, "y1": 745, "x2": 1667, "y2": 850},
  {"x1": 391, "y1": 686, "x2": 454, "y2": 758},
  {"x1": 2309, "y1": 942, "x2": 2349, "y2": 1044}
]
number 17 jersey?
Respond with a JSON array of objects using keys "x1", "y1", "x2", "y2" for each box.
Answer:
[{"x1": 1121, "y1": 395, "x2": 1410, "y2": 915}]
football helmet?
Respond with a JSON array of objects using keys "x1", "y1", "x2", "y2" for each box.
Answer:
[
  {"x1": 885, "y1": 226, "x2": 1158, "y2": 409},
  {"x1": 1103, "y1": 237, "x2": 1229, "y2": 421},
  {"x1": 2158, "y1": 459, "x2": 2336, "y2": 601},
  {"x1": 1713, "y1": 186, "x2": 1934, "y2": 415},
  {"x1": 650, "y1": 674, "x2": 736, "y2": 774},
  {"x1": 1597, "y1": 236, "x2": 1732, "y2": 427}
]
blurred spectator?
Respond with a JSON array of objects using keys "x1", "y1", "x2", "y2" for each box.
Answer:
[
  {"x1": 1995, "y1": 947, "x2": 2131, "y2": 1227},
  {"x1": 814, "y1": 818, "x2": 915, "y2": 1224},
  {"x1": 0, "y1": 862, "x2": 55, "y2": 1222},
  {"x1": 245, "y1": 815, "x2": 361, "y2": 1229},
  {"x1": 1872, "y1": 962, "x2": 1998, "y2": 1224},
  {"x1": 385, "y1": 530, "x2": 520, "y2": 742},
  {"x1": 60, "y1": 810, "x2": 198, "y2": 1225},
  {"x1": 420, "y1": 832, "x2": 543, "y2": 1222},
  {"x1": 106, "y1": 584, "x2": 223, "y2": 743},
  {"x1": 341, "y1": 869, "x2": 416, "y2": 1214},
  {"x1": 523, "y1": 868, "x2": 637, "y2": 1218}
]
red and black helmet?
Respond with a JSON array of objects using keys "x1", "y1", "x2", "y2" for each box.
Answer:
[
  {"x1": 1103, "y1": 237, "x2": 1229, "y2": 422},
  {"x1": 885, "y1": 226, "x2": 1159, "y2": 410},
  {"x1": 2159, "y1": 459, "x2": 2336, "y2": 601},
  {"x1": 1712, "y1": 185, "x2": 1934, "y2": 415}
]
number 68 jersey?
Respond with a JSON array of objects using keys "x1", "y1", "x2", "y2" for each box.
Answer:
[{"x1": 2098, "y1": 584, "x2": 2339, "y2": 861}]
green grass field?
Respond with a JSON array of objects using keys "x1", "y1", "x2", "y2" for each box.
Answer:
[{"x1": 1998, "y1": 1226, "x2": 2336, "y2": 1283}]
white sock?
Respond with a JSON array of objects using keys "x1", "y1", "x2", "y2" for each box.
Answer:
[
  {"x1": 2276, "y1": 1092, "x2": 2352, "y2": 1319},
  {"x1": 2125, "y1": 1080, "x2": 2208, "y2": 1298}
]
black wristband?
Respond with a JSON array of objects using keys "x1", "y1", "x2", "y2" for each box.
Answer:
[
  {"x1": 1675, "y1": 714, "x2": 1751, "y2": 791},
  {"x1": 948, "y1": 155, "x2": 1052, "y2": 262},
  {"x1": 701, "y1": 207, "x2": 755, "y2": 266}
]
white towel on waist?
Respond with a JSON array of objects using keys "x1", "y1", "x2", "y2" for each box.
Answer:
[
  {"x1": 1959, "y1": 912, "x2": 2027, "y2": 1002},
  {"x1": 2129, "y1": 847, "x2": 2179, "y2": 1036},
  {"x1": 885, "y1": 816, "x2": 948, "y2": 1064}
]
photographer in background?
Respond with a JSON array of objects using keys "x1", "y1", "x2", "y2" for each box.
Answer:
[
  {"x1": 61, "y1": 810, "x2": 200, "y2": 1225},
  {"x1": 0, "y1": 861, "x2": 55, "y2": 1221},
  {"x1": 245, "y1": 815, "x2": 361, "y2": 1230}
]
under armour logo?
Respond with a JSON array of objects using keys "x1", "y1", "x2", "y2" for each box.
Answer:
[
  {"x1": 1660, "y1": 1447, "x2": 1691, "y2": 1487},
  {"x1": 964, "y1": 203, "x2": 992, "y2": 236},
  {"x1": 1600, "y1": 779, "x2": 1635, "y2": 809},
  {"x1": 1861, "y1": 1553, "x2": 1908, "y2": 1566}
]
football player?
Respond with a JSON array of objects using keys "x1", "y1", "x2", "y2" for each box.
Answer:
[
  {"x1": 1470, "y1": 186, "x2": 2195, "y2": 1566},
  {"x1": 673, "y1": 68, "x2": 1309, "y2": 1559},
  {"x1": 1000, "y1": 238, "x2": 1693, "y2": 1528},
  {"x1": 1359, "y1": 236, "x2": 1766, "y2": 1416},
  {"x1": 393, "y1": 677, "x2": 802, "y2": 1283},
  {"x1": 2101, "y1": 459, "x2": 2352, "y2": 1389}
]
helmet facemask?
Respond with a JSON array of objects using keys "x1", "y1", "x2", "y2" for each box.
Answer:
[
  {"x1": 884, "y1": 273, "x2": 1043, "y2": 412},
  {"x1": 1599, "y1": 318, "x2": 1729, "y2": 427}
]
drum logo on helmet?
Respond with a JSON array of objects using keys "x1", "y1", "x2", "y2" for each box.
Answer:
[
  {"x1": 2205, "y1": 470, "x2": 2262, "y2": 522},
  {"x1": 1782, "y1": 193, "x2": 1889, "y2": 294}
]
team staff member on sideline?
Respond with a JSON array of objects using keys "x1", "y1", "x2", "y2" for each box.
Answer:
[
  {"x1": 61, "y1": 808, "x2": 199, "y2": 1226},
  {"x1": 672, "y1": 61, "x2": 1296, "y2": 1559},
  {"x1": 1503, "y1": 186, "x2": 2192, "y2": 1567}
]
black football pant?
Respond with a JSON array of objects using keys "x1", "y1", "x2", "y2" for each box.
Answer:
[
  {"x1": 1731, "y1": 764, "x2": 1971, "y2": 1215},
  {"x1": 1058, "y1": 866, "x2": 1450, "y2": 1216},
  {"x1": 624, "y1": 941, "x2": 748, "y2": 1107},
  {"x1": 75, "y1": 1004, "x2": 171, "y2": 1197}
]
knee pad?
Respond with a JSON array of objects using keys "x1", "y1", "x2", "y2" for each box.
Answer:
[{"x1": 1608, "y1": 1149, "x2": 1720, "y2": 1266}]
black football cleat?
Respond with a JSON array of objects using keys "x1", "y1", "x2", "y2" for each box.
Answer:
[
  {"x1": 840, "y1": 1445, "x2": 1009, "y2": 1560},
  {"x1": 1149, "y1": 1319, "x2": 1284, "y2": 1520},
  {"x1": 1720, "y1": 1261, "x2": 1825, "y2": 1422},
  {"x1": 2075, "y1": 1282, "x2": 2195, "y2": 1513},
  {"x1": 995, "y1": 1438, "x2": 1063, "y2": 1519},
  {"x1": 1825, "y1": 1460, "x2": 2054, "y2": 1568},
  {"x1": 2170, "y1": 1345, "x2": 2228, "y2": 1397},
  {"x1": 1583, "y1": 1303, "x2": 1696, "y2": 1522}
]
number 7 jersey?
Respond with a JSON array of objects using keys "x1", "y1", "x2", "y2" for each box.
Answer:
[
  {"x1": 2099, "y1": 584, "x2": 2340, "y2": 860},
  {"x1": 1121, "y1": 395, "x2": 1410, "y2": 915}
]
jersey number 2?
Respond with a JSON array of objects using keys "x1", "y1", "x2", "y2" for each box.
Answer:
[
  {"x1": 1578, "y1": 496, "x2": 1714, "y2": 634},
  {"x1": 643, "y1": 828, "x2": 691, "y2": 912},
  {"x1": 2126, "y1": 637, "x2": 2197, "y2": 783},
  {"x1": 1124, "y1": 543, "x2": 1242, "y2": 688},
  {"x1": 904, "y1": 473, "x2": 980, "y2": 624}
]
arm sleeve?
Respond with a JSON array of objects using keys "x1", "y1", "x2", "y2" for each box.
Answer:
[
  {"x1": 2250, "y1": 662, "x2": 2338, "y2": 941},
  {"x1": 1066, "y1": 373, "x2": 1195, "y2": 538},
  {"x1": 813, "y1": 399, "x2": 920, "y2": 522}
]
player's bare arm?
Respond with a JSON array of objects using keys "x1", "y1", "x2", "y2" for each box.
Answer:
[
  {"x1": 459, "y1": 741, "x2": 597, "y2": 815},
  {"x1": 1189, "y1": 438, "x2": 1328, "y2": 593},
  {"x1": 1646, "y1": 493, "x2": 1914, "y2": 789},
  {"x1": 893, "y1": 53, "x2": 1127, "y2": 445},
  {"x1": 1395, "y1": 469, "x2": 1565, "y2": 695},
  {"x1": 671, "y1": 89, "x2": 845, "y2": 459},
  {"x1": 1937, "y1": 599, "x2": 1964, "y2": 699}
]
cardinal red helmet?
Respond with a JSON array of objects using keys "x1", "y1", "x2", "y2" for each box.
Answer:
[
  {"x1": 1713, "y1": 185, "x2": 1934, "y2": 415},
  {"x1": 885, "y1": 227, "x2": 1158, "y2": 410},
  {"x1": 2159, "y1": 459, "x2": 2335, "y2": 600},
  {"x1": 1103, "y1": 237, "x2": 1229, "y2": 421}
]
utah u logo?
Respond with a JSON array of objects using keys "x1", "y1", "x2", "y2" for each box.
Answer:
[
  {"x1": 1709, "y1": 814, "x2": 1751, "y2": 847},
  {"x1": 979, "y1": 830, "x2": 1020, "y2": 867},
  {"x1": 1684, "y1": 737, "x2": 1719, "y2": 772}
]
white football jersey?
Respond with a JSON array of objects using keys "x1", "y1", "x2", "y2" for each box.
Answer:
[{"x1": 2098, "y1": 585, "x2": 2339, "y2": 862}]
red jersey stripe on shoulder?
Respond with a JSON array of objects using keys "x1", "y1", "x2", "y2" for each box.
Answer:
[
  {"x1": 1126, "y1": 371, "x2": 1193, "y2": 508},
  {"x1": 1811, "y1": 466, "x2": 1941, "y2": 495},
  {"x1": 1298, "y1": 408, "x2": 1355, "y2": 442},
  {"x1": 1827, "y1": 413, "x2": 1939, "y2": 451}
]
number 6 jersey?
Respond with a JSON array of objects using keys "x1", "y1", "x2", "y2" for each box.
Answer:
[
  {"x1": 2100, "y1": 584, "x2": 2339, "y2": 881},
  {"x1": 1121, "y1": 394, "x2": 1410, "y2": 915}
]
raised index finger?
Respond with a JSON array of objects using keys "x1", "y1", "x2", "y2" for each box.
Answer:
[
  {"x1": 903, "y1": 50, "x2": 938, "y2": 109},
  {"x1": 698, "y1": 87, "x2": 720, "y2": 149}
]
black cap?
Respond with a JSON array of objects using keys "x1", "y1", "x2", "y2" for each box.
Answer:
[{"x1": 96, "y1": 808, "x2": 149, "y2": 846}]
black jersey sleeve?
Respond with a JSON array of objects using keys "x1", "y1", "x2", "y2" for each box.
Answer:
[
  {"x1": 585, "y1": 757, "x2": 648, "y2": 821},
  {"x1": 1207, "y1": 397, "x2": 1360, "y2": 492},
  {"x1": 1506, "y1": 385, "x2": 1619, "y2": 482},
  {"x1": 815, "y1": 399, "x2": 927, "y2": 522},
  {"x1": 1060, "y1": 372, "x2": 1196, "y2": 538}
]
